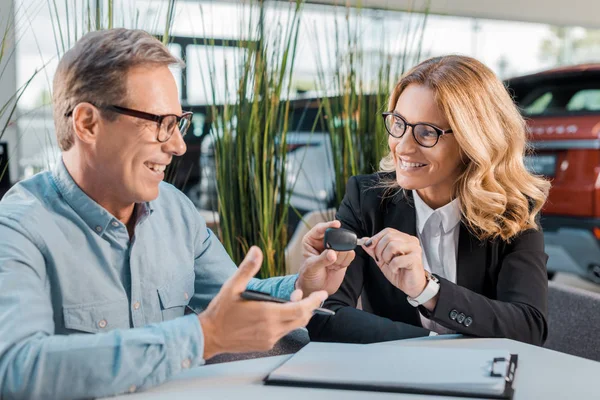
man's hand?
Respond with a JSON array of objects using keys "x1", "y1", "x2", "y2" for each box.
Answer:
[
  {"x1": 198, "y1": 246, "x2": 328, "y2": 360},
  {"x1": 296, "y1": 220, "x2": 355, "y2": 297}
]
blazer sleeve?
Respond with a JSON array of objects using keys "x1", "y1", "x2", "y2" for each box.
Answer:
[
  {"x1": 422, "y1": 228, "x2": 549, "y2": 345},
  {"x1": 307, "y1": 176, "x2": 429, "y2": 343}
]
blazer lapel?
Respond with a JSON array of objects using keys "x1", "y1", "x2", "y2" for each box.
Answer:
[
  {"x1": 387, "y1": 190, "x2": 417, "y2": 237},
  {"x1": 456, "y1": 223, "x2": 487, "y2": 292},
  {"x1": 386, "y1": 191, "x2": 421, "y2": 325}
]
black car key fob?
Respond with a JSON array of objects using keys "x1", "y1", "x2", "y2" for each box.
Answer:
[{"x1": 323, "y1": 227, "x2": 367, "y2": 251}]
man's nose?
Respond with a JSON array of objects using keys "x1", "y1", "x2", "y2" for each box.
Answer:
[{"x1": 163, "y1": 128, "x2": 187, "y2": 156}]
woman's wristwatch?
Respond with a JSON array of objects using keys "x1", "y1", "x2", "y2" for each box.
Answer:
[{"x1": 407, "y1": 270, "x2": 440, "y2": 307}]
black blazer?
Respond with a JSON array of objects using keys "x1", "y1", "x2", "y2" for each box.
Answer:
[{"x1": 307, "y1": 173, "x2": 549, "y2": 346}]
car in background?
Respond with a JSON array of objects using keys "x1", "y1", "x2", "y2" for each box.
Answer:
[{"x1": 506, "y1": 64, "x2": 600, "y2": 283}]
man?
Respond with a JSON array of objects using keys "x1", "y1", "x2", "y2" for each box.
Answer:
[{"x1": 0, "y1": 28, "x2": 354, "y2": 399}]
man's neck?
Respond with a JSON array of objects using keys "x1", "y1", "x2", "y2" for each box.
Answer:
[{"x1": 62, "y1": 152, "x2": 136, "y2": 227}]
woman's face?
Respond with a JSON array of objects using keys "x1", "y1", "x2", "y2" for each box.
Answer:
[{"x1": 389, "y1": 84, "x2": 463, "y2": 208}]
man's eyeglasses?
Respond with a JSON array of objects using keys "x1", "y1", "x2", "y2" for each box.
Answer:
[
  {"x1": 382, "y1": 112, "x2": 453, "y2": 148},
  {"x1": 65, "y1": 104, "x2": 193, "y2": 143}
]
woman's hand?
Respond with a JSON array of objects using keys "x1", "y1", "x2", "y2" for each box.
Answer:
[
  {"x1": 361, "y1": 228, "x2": 428, "y2": 299},
  {"x1": 296, "y1": 220, "x2": 355, "y2": 296}
]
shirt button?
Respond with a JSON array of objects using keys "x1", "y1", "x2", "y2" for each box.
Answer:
[
  {"x1": 181, "y1": 358, "x2": 191, "y2": 369},
  {"x1": 184, "y1": 292, "x2": 189, "y2": 300},
  {"x1": 449, "y1": 309, "x2": 458, "y2": 320},
  {"x1": 464, "y1": 316, "x2": 473, "y2": 327},
  {"x1": 95, "y1": 226, "x2": 102, "y2": 233},
  {"x1": 133, "y1": 302, "x2": 140, "y2": 310},
  {"x1": 97, "y1": 319, "x2": 107, "y2": 329},
  {"x1": 111, "y1": 221, "x2": 119, "y2": 227},
  {"x1": 128, "y1": 385, "x2": 137, "y2": 393},
  {"x1": 456, "y1": 313, "x2": 466, "y2": 324}
]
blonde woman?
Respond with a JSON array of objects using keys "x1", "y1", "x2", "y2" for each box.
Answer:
[{"x1": 303, "y1": 55, "x2": 551, "y2": 345}]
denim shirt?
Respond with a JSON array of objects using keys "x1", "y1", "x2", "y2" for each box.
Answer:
[{"x1": 0, "y1": 160, "x2": 297, "y2": 399}]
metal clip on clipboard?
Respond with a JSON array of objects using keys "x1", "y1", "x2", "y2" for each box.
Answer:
[{"x1": 490, "y1": 354, "x2": 518, "y2": 383}]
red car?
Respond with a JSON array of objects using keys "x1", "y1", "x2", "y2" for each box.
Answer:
[{"x1": 506, "y1": 64, "x2": 600, "y2": 283}]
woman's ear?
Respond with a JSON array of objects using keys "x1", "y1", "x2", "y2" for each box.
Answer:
[{"x1": 71, "y1": 102, "x2": 101, "y2": 145}]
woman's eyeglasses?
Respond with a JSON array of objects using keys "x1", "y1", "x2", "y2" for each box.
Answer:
[{"x1": 382, "y1": 112, "x2": 452, "y2": 148}]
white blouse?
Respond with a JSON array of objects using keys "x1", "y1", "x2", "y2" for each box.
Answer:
[{"x1": 412, "y1": 190, "x2": 461, "y2": 334}]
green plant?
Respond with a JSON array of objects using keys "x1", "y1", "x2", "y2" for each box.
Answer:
[
  {"x1": 12, "y1": 0, "x2": 177, "y2": 181},
  {"x1": 200, "y1": 0, "x2": 303, "y2": 277},
  {"x1": 313, "y1": 5, "x2": 429, "y2": 208},
  {"x1": 46, "y1": 0, "x2": 177, "y2": 54},
  {"x1": 0, "y1": 2, "x2": 44, "y2": 182}
]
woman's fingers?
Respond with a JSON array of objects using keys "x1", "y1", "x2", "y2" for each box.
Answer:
[
  {"x1": 367, "y1": 228, "x2": 417, "y2": 265},
  {"x1": 380, "y1": 241, "x2": 414, "y2": 265}
]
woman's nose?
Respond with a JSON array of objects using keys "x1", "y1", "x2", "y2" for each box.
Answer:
[{"x1": 390, "y1": 127, "x2": 418, "y2": 154}]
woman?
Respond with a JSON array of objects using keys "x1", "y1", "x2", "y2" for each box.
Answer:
[{"x1": 303, "y1": 55, "x2": 551, "y2": 345}]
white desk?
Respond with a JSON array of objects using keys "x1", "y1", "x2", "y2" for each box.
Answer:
[{"x1": 110, "y1": 336, "x2": 600, "y2": 399}]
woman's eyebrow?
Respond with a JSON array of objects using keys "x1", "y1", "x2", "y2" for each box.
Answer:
[{"x1": 392, "y1": 111, "x2": 445, "y2": 127}]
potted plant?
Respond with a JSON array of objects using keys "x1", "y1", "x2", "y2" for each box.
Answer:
[{"x1": 201, "y1": 0, "x2": 303, "y2": 278}]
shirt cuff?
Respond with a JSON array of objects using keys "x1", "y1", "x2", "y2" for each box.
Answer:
[
  {"x1": 247, "y1": 274, "x2": 299, "y2": 300},
  {"x1": 159, "y1": 314, "x2": 206, "y2": 375}
]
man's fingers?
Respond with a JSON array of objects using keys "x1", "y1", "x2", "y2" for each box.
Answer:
[
  {"x1": 314, "y1": 220, "x2": 341, "y2": 236},
  {"x1": 305, "y1": 249, "x2": 337, "y2": 273},
  {"x1": 278, "y1": 290, "x2": 328, "y2": 321},
  {"x1": 302, "y1": 221, "x2": 342, "y2": 255},
  {"x1": 222, "y1": 246, "x2": 263, "y2": 293},
  {"x1": 290, "y1": 289, "x2": 303, "y2": 302},
  {"x1": 335, "y1": 250, "x2": 355, "y2": 268},
  {"x1": 305, "y1": 220, "x2": 342, "y2": 243},
  {"x1": 305, "y1": 289, "x2": 329, "y2": 306}
]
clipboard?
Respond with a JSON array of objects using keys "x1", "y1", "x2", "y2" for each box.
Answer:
[{"x1": 264, "y1": 342, "x2": 518, "y2": 399}]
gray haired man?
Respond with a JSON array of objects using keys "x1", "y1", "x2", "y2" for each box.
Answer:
[{"x1": 0, "y1": 28, "x2": 354, "y2": 399}]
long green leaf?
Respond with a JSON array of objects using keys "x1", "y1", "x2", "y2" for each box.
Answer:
[
  {"x1": 312, "y1": 4, "x2": 428, "y2": 208},
  {"x1": 201, "y1": 0, "x2": 303, "y2": 276}
]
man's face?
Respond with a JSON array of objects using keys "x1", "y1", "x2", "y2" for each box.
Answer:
[{"x1": 93, "y1": 65, "x2": 186, "y2": 204}]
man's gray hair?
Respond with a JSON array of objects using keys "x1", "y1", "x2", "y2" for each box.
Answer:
[{"x1": 52, "y1": 28, "x2": 184, "y2": 151}]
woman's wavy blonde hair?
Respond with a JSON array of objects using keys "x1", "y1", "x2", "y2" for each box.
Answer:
[{"x1": 379, "y1": 55, "x2": 550, "y2": 242}]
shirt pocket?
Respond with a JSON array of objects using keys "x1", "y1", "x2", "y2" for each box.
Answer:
[
  {"x1": 157, "y1": 270, "x2": 195, "y2": 321},
  {"x1": 63, "y1": 298, "x2": 130, "y2": 333}
]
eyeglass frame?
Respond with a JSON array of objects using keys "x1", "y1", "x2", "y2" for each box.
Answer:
[
  {"x1": 381, "y1": 111, "x2": 453, "y2": 148},
  {"x1": 65, "y1": 104, "x2": 193, "y2": 143}
]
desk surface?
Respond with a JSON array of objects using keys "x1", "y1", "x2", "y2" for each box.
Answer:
[{"x1": 110, "y1": 336, "x2": 599, "y2": 399}]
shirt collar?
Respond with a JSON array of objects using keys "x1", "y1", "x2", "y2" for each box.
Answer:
[
  {"x1": 412, "y1": 190, "x2": 461, "y2": 235},
  {"x1": 50, "y1": 158, "x2": 153, "y2": 237}
]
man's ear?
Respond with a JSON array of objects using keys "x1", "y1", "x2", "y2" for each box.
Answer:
[{"x1": 72, "y1": 103, "x2": 101, "y2": 145}]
